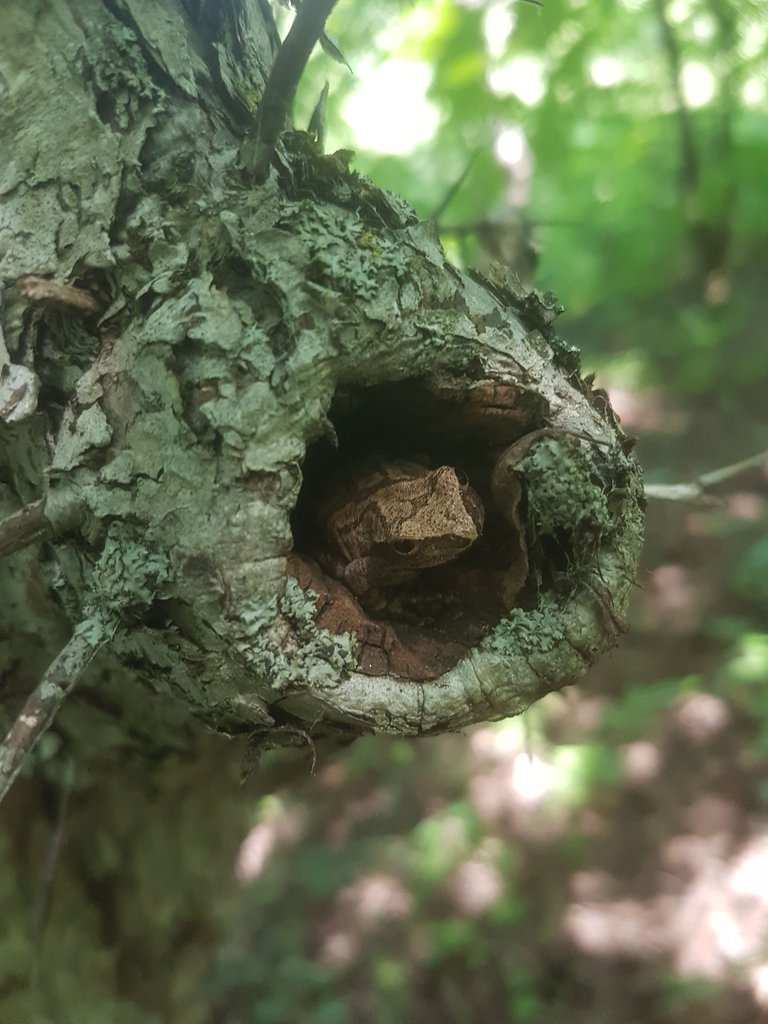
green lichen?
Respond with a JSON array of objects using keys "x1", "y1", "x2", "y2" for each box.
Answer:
[
  {"x1": 520, "y1": 436, "x2": 622, "y2": 565},
  {"x1": 485, "y1": 598, "x2": 566, "y2": 660},
  {"x1": 283, "y1": 201, "x2": 411, "y2": 301},
  {"x1": 76, "y1": 17, "x2": 165, "y2": 123},
  {"x1": 88, "y1": 529, "x2": 172, "y2": 618},
  {"x1": 236, "y1": 579, "x2": 357, "y2": 692}
]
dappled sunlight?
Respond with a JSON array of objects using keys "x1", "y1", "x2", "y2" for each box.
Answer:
[
  {"x1": 236, "y1": 799, "x2": 307, "y2": 883},
  {"x1": 318, "y1": 873, "x2": 413, "y2": 967},
  {"x1": 566, "y1": 825, "x2": 768, "y2": 988},
  {"x1": 671, "y1": 692, "x2": 730, "y2": 743},
  {"x1": 740, "y1": 20, "x2": 768, "y2": 60},
  {"x1": 607, "y1": 387, "x2": 689, "y2": 434},
  {"x1": 468, "y1": 721, "x2": 587, "y2": 840},
  {"x1": 342, "y1": 874, "x2": 413, "y2": 924},
  {"x1": 341, "y1": 59, "x2": 440, "y2": 154},
  {"x1": 448, "y1": 844, "x2": 505, "y2": 916},
  {"x1": 487, "y1": 57, "x2": 546, "y2": 105},
  {"x1": 590, "y1": 56, "x2": 626, "y2": 88},
  {"x1": 668, "y1": 0, "x2": 694, "y2": 24},
  {"x1": 620, "y1": 740, "x2": 663, "y2": 786},
  {"x1": 494, "y1": 125, "x2": 533, "y2": 208},
  {"x1": 470, "y1": 721, "x2": 525, "y2": 761},
  {"x1": 494, "y1": 125, "x2": 527, "y2": 169},
  {"x1": 690, "y1": 12, "x2": 716, "y2": 42},
  {"x1": 564, "y1": 897, "x2": 671, "y2": 958},
  {"x1": 727, "y1": 492, "x2": 765, "y2": 521},
  {"x1": 743, "y1": 77, "x2": 766, "y2": 107},
  {"x1": 469, "y1": 722, "x2": 549, "y2": 822},
  {"x1": 510, "y1": 751, "x2": 558, "y2": 803},
  {"x1": 483, "y1": 3, "x2": 515, "y2": 60},
  {"x1": 681, "y1": 61, "x2": 716, "y2": 107},
  {"x1": 318, "y1": 929, "x2": 360, "y2": 969},
  {"x1": 670, "y1": 831, "x2": 768, "y2": 984}
]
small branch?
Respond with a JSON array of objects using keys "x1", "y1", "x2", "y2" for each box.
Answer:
[
  {"x1": 0, "y1": 616, "x2": 115, "y2": 807},
  {"x1": 429, "y1": 151, "x2": 480, "y2": 224},
  {"x1": 440, "y1": 216, "x2": 579, "y2": 236},
  {"x1": 0, "y1": 499, "x2": 52, "y2": 560},
  {"x1": 645, "y1": 450, "x2": 768, "y2": 505},
  {"x1": 248, "y1": 0, "x2": 341, "y2": 182},
  {"x1": 307, "y1": 80, "x2": 330, "y2": 150},
  {"x1": 17, "y1": 275, "x2": 101, "y2": 318}
]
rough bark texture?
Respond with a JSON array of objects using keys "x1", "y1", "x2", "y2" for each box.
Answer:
[{"x1": 0, "y1": 0, "x2": 644, "y2": 1017}]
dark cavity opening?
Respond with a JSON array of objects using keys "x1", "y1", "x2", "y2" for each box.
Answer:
[{"x1": 290, "y1": 378, "x2": 547, "y2": 680}]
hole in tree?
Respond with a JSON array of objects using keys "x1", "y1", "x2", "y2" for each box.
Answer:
[{"x1": 290, "y1": 378, "x2": 547, "y2": 680}]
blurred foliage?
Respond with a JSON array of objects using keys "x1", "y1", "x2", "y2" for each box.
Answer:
[
  {"x1": 210, "y1": 2, "x2": 768, "y2": 1022},
  {"x1": 294, "y1": 0, "x2": 768, "y2": 439}
]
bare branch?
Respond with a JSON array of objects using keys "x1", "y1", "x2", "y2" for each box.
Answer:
[
  {"x1": 429, "y1": 151, "x2": 480, "y2": 224},
  {"x1": 645, "y1": 450, "x2": 768, "y2": 505},
  {"x1": 0, "y1": 499, "x2": 52, "y2": 560},
  {"x1": 0, "y1": 616, "x2": 116, "y2": 807},
  {"x1": 247, "y1": 0, "x2": 341, "y2": 182}
]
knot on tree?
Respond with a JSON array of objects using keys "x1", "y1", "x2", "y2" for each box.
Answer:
[
  {"x1": 0, "y1": 102, "x2": 645, "y2": 759},
  {"x1": 288, "y1": 376, "x2": 643, "y2": 689}
]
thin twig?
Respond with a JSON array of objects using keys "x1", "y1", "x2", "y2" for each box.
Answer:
[
  {"x1": 429, "y1": 151, "x2": 480, "y2": 224},
  {"x1": 307, "y1": 80, "x2": 330, "y2": 150},
  {"x1": 0, "y1": 499, "x2": 52, "y2": 561},
  {"x1": 440, "y1": 216, "x2": 579, "y2": 235},
  {"x1": 248, "y1": 0, "x2": 341, "y2": 182},
  {"x1": 0, "y1": 616, "x2": 116, "y2": 807},
  {"x1": 645, "y1": 450, "x2": 768, "y2": 505}
]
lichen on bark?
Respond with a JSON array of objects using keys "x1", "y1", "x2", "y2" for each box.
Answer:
[{"x1": 0, "y1": 0, "x2": 644, "y2": 770}]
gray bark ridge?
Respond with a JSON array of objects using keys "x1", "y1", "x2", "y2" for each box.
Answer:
[{"x1": 0, "y1": 0, "x2": 644, "y2": 751}]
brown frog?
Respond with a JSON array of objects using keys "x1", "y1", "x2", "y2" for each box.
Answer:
[{"x1": 315, "y1": 460, "x2": 485, "y2": 606}]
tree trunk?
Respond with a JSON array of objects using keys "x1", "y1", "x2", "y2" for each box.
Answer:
[{"x1": 0, "y1": 0, "x2": 644, "y2": 1016}]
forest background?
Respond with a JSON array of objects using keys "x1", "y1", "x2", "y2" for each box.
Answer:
[
  {"x1": 209, "y1": 2, "x2": 768, "y2": 1022},
  {"x1": 5, "y1": 0, "x2": 768, "y2": 1021}
]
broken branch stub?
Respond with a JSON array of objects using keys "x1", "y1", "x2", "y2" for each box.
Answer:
[
  {"x1": 283, "y1": 365, "x2": 644, "y2": 736},
  {"x1": 2, "y1": 103, "x2": 644, "y2": 760}
]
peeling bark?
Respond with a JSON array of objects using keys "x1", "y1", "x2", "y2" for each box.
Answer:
[
  {"x1": 1, "y1": 0, "x2": 644, "y2": 758},
  {"x1": 0, "y1": 0, "x2": 644, "y2": 1012}
]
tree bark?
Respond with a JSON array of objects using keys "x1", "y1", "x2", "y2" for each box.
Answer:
[{"x1": 0, "y1": 0, "x2": 644, "y2": 1015}]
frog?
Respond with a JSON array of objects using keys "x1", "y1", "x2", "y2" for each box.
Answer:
[{"x1": 315, "y1": 460, "x2": 485, "y2": 607}]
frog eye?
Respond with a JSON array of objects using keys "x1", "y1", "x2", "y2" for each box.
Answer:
[
  {"x1": 456, "y1": 470, "x2": 469, "y2": 487},
  {"x1": 391, "y1": 540, "x2": 418, "y2": 556}
]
